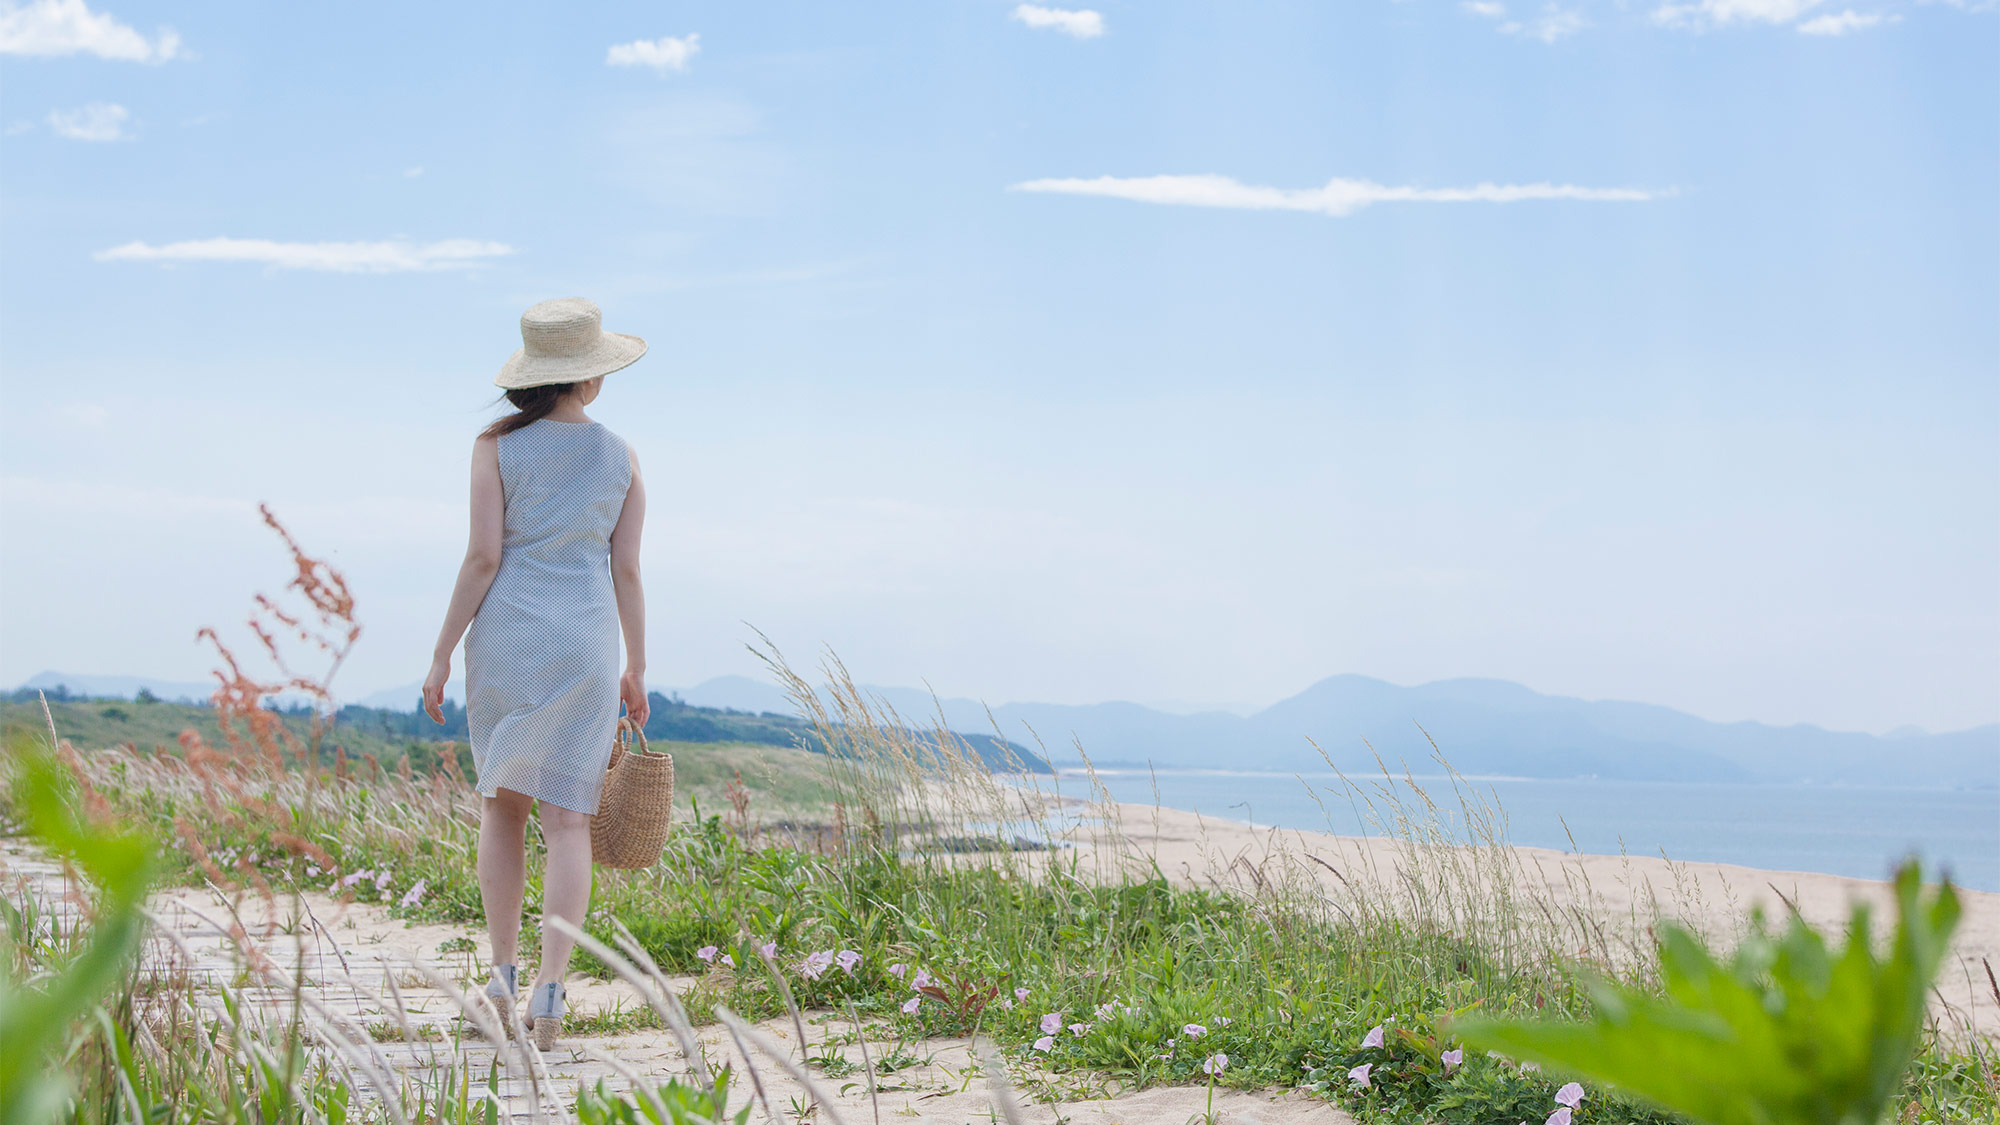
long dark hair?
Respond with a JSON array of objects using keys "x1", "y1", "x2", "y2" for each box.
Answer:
[{"x1": 481, "y1": 382, "x2": 581, "y2": 439}]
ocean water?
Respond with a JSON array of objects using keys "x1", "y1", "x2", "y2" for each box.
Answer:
[{"x1": 1052, "y1": 769, "x2": 2000, "y2": 893}]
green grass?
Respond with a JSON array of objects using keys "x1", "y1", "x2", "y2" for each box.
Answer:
[
  {"x1": 9, "y1": 657, "x2": 1996, "y2": 1125},
  {"x1": 16, "y1": 725, "x2": 1995, "y2": 1125}
]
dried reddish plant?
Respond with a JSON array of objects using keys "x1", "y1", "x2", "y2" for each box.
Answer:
[{"x1": 194, "y1": 503, "x2": 362, "y2": 772}]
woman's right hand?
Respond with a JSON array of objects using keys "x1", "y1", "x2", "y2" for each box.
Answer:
[{"x1": 422, "y1": 657, "x2": 451, "y2": 724}]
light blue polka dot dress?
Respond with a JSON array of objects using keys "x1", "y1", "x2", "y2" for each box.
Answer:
[{"x1": 465, "y1": 418, "x2": 632, "y2": 813}]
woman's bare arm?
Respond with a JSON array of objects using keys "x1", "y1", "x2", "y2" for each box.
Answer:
[
  {"x1": 423, "y1": 436, "x2": 504, "y2": 723},
  {"x1": 609, "y1": 443, "x2": 649, "y2": 728}
]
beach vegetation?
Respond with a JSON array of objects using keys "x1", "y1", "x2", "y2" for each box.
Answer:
[{"x1": 1, "y1": 510, "x2": 1991, "y2": 1123}]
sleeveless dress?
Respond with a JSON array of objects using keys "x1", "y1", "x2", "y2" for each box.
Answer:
[{"x1": 464, "y1": 418, "x2": 633, "y2": 813}]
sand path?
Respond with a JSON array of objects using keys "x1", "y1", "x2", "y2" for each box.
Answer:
[{"x1": 3, "y1": 838, "x2": 1347, "y2": 1124}]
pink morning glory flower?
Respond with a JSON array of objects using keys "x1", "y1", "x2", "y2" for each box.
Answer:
[
  {"x1": 759, "y1": 942, "x2": 777, "y2": 961},
  {"x1": 901, "y1": 996, "x2": 921, "y2": 1015},
  {"x1": 887, "y1": 962, "x2": 907, "y2": 978},
  {"x1": 373, "y1": 870, "x2": 392, "y2": 891},
  {"x1": 1040, "y1": 1012, "x2": 1064, "y2": 1035},
  {"x1": 1546, "y1": 1110, "x2": 1572, "y2": 1125},
  {"x1": 1442, "y1": 1047, "x2": 1463, "y2": 1071},
  {"x1": 836, "y1": 950, "x2": 861, "y2": 975},
  {"x1": 1069, "y1": 1023, "x2": 1091, "y2": 1037},
  {"x1": 1184, "y1": 1023, "x2": 1207, "y2": 1038},
  {"x1": 720, "y1": 953, "x2": 736, "y2": 968},
  {"x1": 398, "y1": 879, "x2": 427, "y2": 908},
  {"x1": 1347, "y1": 1063, "x2": 1372, "y2": 1088},
  {"x1": 1361, "y1": 1025, "x2": 1385, "y2": 1049},
  {"x1": 1202, "y1": 1053, "x2": 1229, "y2": 1075},
  {"x1": 1555, "y1": 1083, "x2": 1584, "y2": 1108},
  {"x1": 1033, "y1": 1035, "x2": 1055, "y2": 1051},
  {"x1": 1015, "y1": 987, "x2": 1030, "y2": 1001},
  {"x1": 912, "y1": 968, "x2": 935, "y2": 990},
  {"x1": 801, "y1": 951, "x2": 834, "y2": 980},
  {"x1": 696, "y1": 945, "x2": 718, "y2": 963}
]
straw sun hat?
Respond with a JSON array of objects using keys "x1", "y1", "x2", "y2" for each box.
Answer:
[{"x1": 495, "y1": 298, "x2": 648, "y2": 390}]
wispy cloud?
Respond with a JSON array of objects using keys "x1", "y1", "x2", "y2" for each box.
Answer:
[
  {"x1": 1796, "y1": 8, "x2": 1899, "y2": 31},
  {"x1": 1462, "y1": 0, "x2": 1508, "y2": 16},
  {"x1": 402, "y1": 165, "x2": 424, "y2": 178},
  {"x1": 1500, "y1": 4, "x2": 1590, "y2": 40},
  {"x1": 93, "y1": 237, "x2": 515, "y2": 273},
  {"x1": 1010, "y1": 4, "x2": 1106, "y2": 38},
  {"x1": 606, "y1": 33, "x2": 700, "y2": 72},
  {"x1": 1011, "y1": 173, "x2": 1661, "y2": 217},
  {"x1": 1653, "y1": 0, "x2": 1825, "y2": 28},
  {"x1": 0, "y1": 0, "x2": 182, "y2": 62},
  {"x1": 47, "y1": 101, "x2": 129, "y2": 141}
]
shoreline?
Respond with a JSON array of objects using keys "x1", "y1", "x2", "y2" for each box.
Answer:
[{"x1": 1020, "y1": 790, "x2": 2000, "y2": 1038}]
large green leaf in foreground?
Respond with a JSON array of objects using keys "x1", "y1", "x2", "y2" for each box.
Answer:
[{"x1": 1455, "y1": 860, "x2": 1960, "y2": 1125}]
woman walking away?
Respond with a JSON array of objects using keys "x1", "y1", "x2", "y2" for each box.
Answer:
[{"x1": 422, "y1": 298, "x2": 651, "y2": 1050}]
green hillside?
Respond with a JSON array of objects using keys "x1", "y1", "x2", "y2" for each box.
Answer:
[{"x1": 4, "y1": 688, "x2": 1051, "y2": 778}]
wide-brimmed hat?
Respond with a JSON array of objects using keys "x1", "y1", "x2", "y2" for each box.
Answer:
[{"x1": 495, "y1": 298, "x2": 648, "y2": 389}]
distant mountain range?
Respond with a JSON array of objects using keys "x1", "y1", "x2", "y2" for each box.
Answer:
[
  {"x1": 21, "y1": 669, "x2": 1997, "y2": 788},
  {"x1": 665, "y1": 674, "x2": 1997, "y2": 789}
]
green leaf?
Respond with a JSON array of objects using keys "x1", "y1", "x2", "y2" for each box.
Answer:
[{"x1": 1453, "y1": 860, "x2": 1960, "y2": 1125}]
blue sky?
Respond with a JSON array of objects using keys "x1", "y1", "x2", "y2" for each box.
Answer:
[{"x1": 2, "y1": 0, "x2": 1994, "y2": 734}]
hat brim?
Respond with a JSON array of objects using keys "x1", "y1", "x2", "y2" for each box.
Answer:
[{"x1": 495, "y1": 332, "x2": 648, "y2": 390}]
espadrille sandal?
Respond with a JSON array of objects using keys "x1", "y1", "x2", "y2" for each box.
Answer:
[
  {"x1": 481, "y1": 964, "x2": 518, "y2": 1040},
  {"x1": 526, "y1": 980, "x2": 565, "y2": 1051}
]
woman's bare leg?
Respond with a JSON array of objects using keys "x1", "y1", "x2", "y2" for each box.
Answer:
[
  {"x1": 532, "y1": 801, "x2": 594, "y2": 989},
  {"x1": 478, "y1": 789, "x2": 534, "y2": 967}
]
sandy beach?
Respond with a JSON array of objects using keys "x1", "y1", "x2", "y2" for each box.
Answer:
[{"x1": 1043, "y1": 794, "x2": 2000, "y2": 1038}]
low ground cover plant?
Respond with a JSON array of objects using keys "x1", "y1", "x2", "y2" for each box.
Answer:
[{"x1": 4, "y1": 512, "x2": 1991, "y2": 1123}]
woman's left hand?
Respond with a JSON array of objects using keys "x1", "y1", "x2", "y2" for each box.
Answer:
[{"x1": 620, "y1": 669, "x2": 650, "y2": 729}]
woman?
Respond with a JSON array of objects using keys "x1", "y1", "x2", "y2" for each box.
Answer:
[{"x1": 422, "y1": 297, "x2": 651, "y2": 1050}]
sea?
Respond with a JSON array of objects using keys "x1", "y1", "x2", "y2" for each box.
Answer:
[{"x1": 1046, "y1": 769, "x2": 2000, "y2": 894}]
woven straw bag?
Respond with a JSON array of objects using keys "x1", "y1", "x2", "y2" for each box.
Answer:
[{"x1": 590, "y1": 720, "x2": 674, "y2": 870}]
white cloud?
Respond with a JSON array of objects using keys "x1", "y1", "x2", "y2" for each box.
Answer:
[
  {"x1": 47, "y1": 101, "x2": 129, "y2": 141},
  {"x1": 606, "y1": 33, "x2": 700, "y2": 72},
  {"x1": 0, "y1": 0, "x2": 182, "y2": 62},
  {"x1": 1462, "y1": 1, "x2": 1508, "y2": 16},
  {"x1": 1010, "y1": 4, "x2": 1106, "y2": 38},
  {"x1": 1500, "y1": 4, "x2": 1589, "y2": 40},
  {"x1": 1796, "y1": 8, "x2": 1899, "y2": 31},
  {"x1": 402, "y1": 165, "x2": 424, "y2": 178},
  {"x1": 93, "y1": 237, "x2": 516, "y2": 273},
  {"x1": 1653, "y1": 0, "x2": 1824, "y2": 28},
  {"x1": 1011, "y1": 173, "x2": 1660, "y2": 217}
]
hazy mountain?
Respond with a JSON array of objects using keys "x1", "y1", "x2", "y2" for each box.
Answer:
[
  {"x1": 22, "y1": 671, "x2": 220, "y2": 705},
  {"x1": 675, "y1": 674, "x2": 1999, "y2": 788},
  {"x1": 23, "y1": 670, "x2": 1995, "y2": 787}
]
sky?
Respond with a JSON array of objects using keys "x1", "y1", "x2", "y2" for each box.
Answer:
[{"x1": 1, "y1": 0, "x2": 1995, "y2": 735}]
